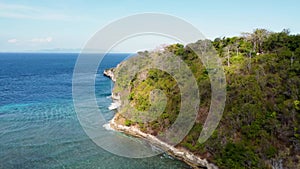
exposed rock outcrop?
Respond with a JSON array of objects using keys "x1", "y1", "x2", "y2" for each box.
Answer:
[{"x1": 103, "y1": 68, "x2": 116, "y2": 82}]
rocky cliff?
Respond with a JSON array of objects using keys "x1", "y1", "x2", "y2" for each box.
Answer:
[{"x1": 104, "y1": 68, "x2": 218, "y2": 169}]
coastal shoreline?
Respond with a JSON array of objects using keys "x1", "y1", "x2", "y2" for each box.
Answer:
[
  {"x1": 104, "y1": 68, "x2": 218, "y2": 169},
  {"x1": 109, "y1": 114, "x2": 218, "y2": 169}
]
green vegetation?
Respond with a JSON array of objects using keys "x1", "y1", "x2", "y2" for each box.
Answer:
[{"x1": 112, "y1": 29, "x2": 300, "y2": 168}]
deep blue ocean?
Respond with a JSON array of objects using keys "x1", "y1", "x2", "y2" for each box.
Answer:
[{"x1": 0, "y1": 53, "x2": 189, "y2": 169}]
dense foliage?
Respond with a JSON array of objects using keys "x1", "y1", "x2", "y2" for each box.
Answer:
[{"x1": 113, "y1": 29, "x2": 300, "y2": 168}]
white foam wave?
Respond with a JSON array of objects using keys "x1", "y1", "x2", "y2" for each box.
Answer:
[
  {"x1": 108, "y1": 102, "x2": 120, "y2": 110},
  {"x1": 102, "y1": 122, "x2": 113, "y2": 131}
]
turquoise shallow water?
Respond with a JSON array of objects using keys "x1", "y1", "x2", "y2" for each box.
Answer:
[{"x1": 0, "y1": 53, "x2": 189, "y2": 169}]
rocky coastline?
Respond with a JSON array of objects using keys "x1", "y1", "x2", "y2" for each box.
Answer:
[
  {"x1": 104, "y1": 68, "x2": 117, "y2": 82},
  {"x1": 104, "y1": 68, "x2": 218, "y2": 169}
]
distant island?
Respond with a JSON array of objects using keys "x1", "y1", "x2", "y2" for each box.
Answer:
[{"x1": 104, "y1": 29, "x2": 300, "y2": 169}]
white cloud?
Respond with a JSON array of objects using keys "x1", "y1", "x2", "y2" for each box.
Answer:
[
  {"x1": 0, "y1": 3, "x2": 74, "y2": 21},
  {"x1": 7, "y1": 39, "x2": 18, "y2": 43},
  {"x1": 0, "y1": 3, "x2": 34, "y2": 11},
  {"x1": 7, "y1": 37, "x2": 53, "y2": 44},
  {"x1": 30, "y1": 37, "x2": 53, "y2": 43}
]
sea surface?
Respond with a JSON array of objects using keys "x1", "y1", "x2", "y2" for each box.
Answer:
[{"x1": 0, "y1": 53, "x2": 189, "y2": 169}]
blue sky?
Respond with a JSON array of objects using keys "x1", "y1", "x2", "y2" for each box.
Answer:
[{"x1": 1, "y1": 0, "x2": 299, "y2": 52}]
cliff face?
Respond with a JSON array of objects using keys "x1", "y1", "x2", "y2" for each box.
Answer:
[
  {"x1": 104, "y1": 68, "x2": 217, "y2": 169},
  {"x1": 104, "y1": 67, "x2": 120, "y2": 100}
]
